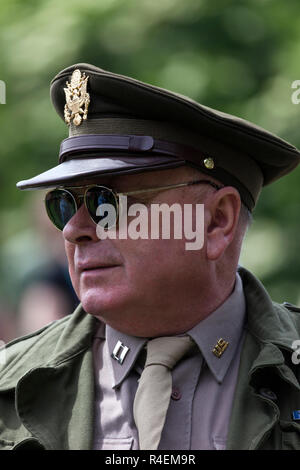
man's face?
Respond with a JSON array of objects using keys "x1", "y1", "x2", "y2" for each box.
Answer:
[{"x1": 62, "y1": 166, "x2": 216, "y2": 337}]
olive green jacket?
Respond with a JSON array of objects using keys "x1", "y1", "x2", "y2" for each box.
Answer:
[{"x1": 1, "y1": 267, "x2": 300, "y2": 450}]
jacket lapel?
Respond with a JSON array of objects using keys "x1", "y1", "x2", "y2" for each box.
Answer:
[
  {"x1": 226, "y1": 335, "x2": 281, "y2": 449},
  {"x1": 15, "y1": 348, "x2": 95, "y2": 449}
]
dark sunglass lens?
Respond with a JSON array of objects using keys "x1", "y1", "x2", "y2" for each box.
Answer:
[
  {"x1": 85, "y1": 187, "x2": 118, "y2": 228},
  {"x1": 45, "y1": 189, "x2": 76, "y2": 231}
]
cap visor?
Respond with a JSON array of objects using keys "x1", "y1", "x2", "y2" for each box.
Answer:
[{"x1": 16, "y1": 155, "x2": 184, "y2": 190}]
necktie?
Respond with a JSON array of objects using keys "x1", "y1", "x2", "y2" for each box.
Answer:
[{"x1": 133, "y1": 335, "x2": 194, "y2": 450}]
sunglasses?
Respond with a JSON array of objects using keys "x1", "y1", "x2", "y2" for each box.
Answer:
[{"x1": 45, "y1": 179, "x2": 222, "y2": 231}]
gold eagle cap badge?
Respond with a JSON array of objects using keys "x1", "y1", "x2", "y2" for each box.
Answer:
[{"x1": 64, "y1": 69, "x2": 90, "y2": 126}]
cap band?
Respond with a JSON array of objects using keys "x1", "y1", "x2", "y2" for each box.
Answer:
[{"x1": 59, "y1": 134, "x2": 205, "y2": 163}]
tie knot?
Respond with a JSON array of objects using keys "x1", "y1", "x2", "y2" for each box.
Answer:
[{"x1": 145, "y1": 335, "x2": 194, "y2": 370}]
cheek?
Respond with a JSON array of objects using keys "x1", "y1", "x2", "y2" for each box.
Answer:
[
  {"x1": 123, "y1": 238, "x2": 189, "y2": 287},
  {"x1": 121, "y1": 240, "x2": 203, "y2": 314}
]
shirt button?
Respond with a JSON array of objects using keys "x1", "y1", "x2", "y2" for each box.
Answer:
[{"x1": 171, "y1": 388, "x2": 181, "y2": 401}]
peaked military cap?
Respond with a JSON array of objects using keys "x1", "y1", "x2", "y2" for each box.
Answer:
[{"x1": 17, "y1": 62, "x2": 300, "y2": 210}]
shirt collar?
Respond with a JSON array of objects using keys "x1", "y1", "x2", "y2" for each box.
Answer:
[
  {"x1": 105, "y1": 272, "x2": 245, "y2": 388},
  {"x1": 106, "y1": 324, "x2": 147, "y2": 388},
  {"x1": 188, "y1": 272, "x2": 246, "y2": 383}
]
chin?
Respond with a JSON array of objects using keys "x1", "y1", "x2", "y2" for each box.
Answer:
[
  {"x1": 79, "y1": 286, "x2": 128, "y2": 319},
  {"x1": 79, "y1": 287, "x2": 151, "y2": 336}
]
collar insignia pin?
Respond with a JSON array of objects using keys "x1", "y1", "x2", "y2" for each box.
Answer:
[
  {"x1": 64, "y1": 69, "x2": 90, "y2": 126},
  {"x1": 212, "y1": 338, "x2": 229, "y2": 358},
  {"x1": 111, "y1": 340, "x2": 130, "y2": 365}
]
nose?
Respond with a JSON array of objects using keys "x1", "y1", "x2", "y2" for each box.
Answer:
[{"x1": 63, "y1": 204, "x2": 99, "y2": 244}]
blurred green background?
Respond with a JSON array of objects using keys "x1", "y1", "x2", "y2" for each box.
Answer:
[{"x1": 1, "y1": 0, "x2": 300, "y2": 338}]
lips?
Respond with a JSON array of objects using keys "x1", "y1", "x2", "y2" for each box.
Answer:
[
  {"x1": 75, "y1": 248, "x2": 123, "y2": 274},
  {"x1": 77, "y1": 262, "x2": 121, "y2": 273},
  {"x1": 82, "y1": 265, "x2": 119, "y2": 272}
]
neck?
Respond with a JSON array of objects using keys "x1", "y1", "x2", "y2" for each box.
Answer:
[{"x1": 100, "y1": 270, "x2": 237, "y2": 338}]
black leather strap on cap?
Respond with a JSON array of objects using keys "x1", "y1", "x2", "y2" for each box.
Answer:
[{"x1": 59, "y1": 134, "x2": 202, "y2": 163}]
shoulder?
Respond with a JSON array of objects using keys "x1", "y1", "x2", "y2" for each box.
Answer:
[
  {"x1": 0, "y1": 315, "x2": 71, "y2": 376},
  {"x1": 273, "y1": 300, "x2": 300, "y2": 325},
  {"x1": 281, "y1": 301, "x2": 300, "y2": 313},
  {"x1": 0, "y1": 305, "x2": 95, "y2": 389},
  {"x1": 277, "y1": 301, "x2": 300, "y2": 330},
  {"x1": 3, "y1": 314, "x2": 70, "y2": 354}
]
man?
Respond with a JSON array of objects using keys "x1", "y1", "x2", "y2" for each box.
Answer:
[{"x1": 1, "y1": 63, "x2": 300, "y2": 450}]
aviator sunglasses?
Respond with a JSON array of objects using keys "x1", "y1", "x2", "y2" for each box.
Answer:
[{"x1": 45, "y1": 179, "x2": 222, "y2": 231}]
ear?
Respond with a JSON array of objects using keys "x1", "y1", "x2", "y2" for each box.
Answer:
[{"x1": 206, "y1": 187, "x2": 241, "y2": 261}]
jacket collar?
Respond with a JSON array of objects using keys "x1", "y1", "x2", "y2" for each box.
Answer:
[
  {"x1": 239, "y1": 265, "x2": 300, "y2": 392},
  {"x1": 227, "y1": 266, "x2": 300, "y2": 449},
  {"x1": 239, "y1": 266, "x2": 300, "y2": 354}
]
